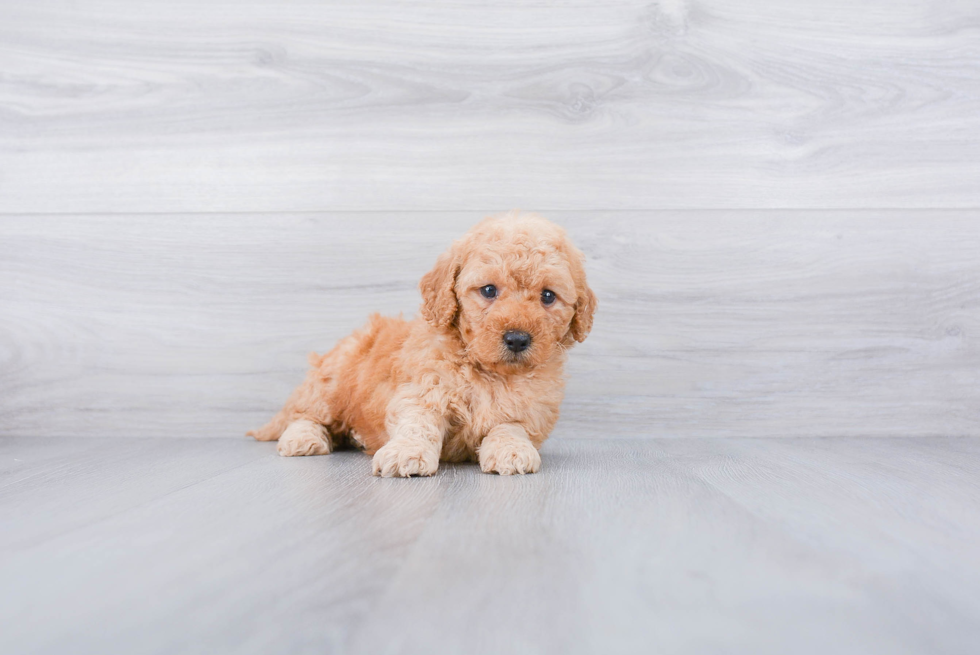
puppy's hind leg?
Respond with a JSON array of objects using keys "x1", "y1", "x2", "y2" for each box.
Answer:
[
  {"x1": 276, "y1": 419, "x2": 332, "y2": 457},
  {"x1": 247, "y1": 359, "x2": 336, "y2": 457}
]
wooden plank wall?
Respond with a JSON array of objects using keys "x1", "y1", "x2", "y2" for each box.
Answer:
[{"x1": 1, "y1": 1, "x2": 978, "y2": 438}]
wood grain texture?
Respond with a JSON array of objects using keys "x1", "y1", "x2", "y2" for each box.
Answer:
[
  {"x1": 2, "y1": 437, "x2": 979, "y2": 655},
  {"x1": 1, "y1": 211, "x2": 978, "y2": 439},
  {"x1": 1, "y1": 1, "x2": 979, "y2": 212}
]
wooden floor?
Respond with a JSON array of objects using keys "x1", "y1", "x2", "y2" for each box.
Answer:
[{"x1": 2, "y1": 436, "x2": 979, "y2": 655}]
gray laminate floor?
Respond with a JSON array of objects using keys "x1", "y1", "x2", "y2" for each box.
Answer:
[{"x1": 2, "y1": 436, "x2": 978, "y2": 655}]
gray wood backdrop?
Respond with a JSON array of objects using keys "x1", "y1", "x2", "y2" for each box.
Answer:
[{"x1": 1, "y1": 0, "x2": 978, "y2": 439}]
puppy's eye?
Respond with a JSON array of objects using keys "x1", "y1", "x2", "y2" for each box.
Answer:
[
  {"x1": 480, "y1": 285, "x2": 497, "y2": 299},
  {"x1": 541, "y1": 289, "x2": 557, "y2": 305}
]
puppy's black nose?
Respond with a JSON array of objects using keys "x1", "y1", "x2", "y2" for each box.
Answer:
[{"x1": 503, "y1": 330, "x2": 531, "y2": 353}]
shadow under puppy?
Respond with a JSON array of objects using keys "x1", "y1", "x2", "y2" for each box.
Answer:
[{"x1": 249, "y1": 211, "x2": 596, "y2": 476}]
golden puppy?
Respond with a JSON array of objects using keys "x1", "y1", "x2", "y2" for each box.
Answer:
[{"x1": 248, "y1": 211, "x2": 596, "y2": 476}]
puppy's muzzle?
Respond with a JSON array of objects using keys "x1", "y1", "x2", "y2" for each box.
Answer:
[{"x1": 503, "y1": 330, "x2": 532, "y2": 353}]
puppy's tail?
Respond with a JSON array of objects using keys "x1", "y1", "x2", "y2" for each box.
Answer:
[{"x1": 247, "y1": 409, "x2": 292, "y2": 442}]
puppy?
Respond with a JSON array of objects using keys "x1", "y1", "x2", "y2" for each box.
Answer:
[{"x1": 248, "y1": 211, "x2": 596, "y2": 476}]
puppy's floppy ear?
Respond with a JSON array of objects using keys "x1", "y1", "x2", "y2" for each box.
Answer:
[
  {"x1": 419, "y1": 243, "x2": 461, "y2": 329},
  {"x1": 567, "y1": 248, "x2": 597, "y2": 343}
]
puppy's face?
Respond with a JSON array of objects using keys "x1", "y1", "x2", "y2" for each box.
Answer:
[
  {"x1": 454, "y1": 248, "x2": 576, "y2": 370},
  {"x1": 419, "y1": 213, "x2": 596, "y2": 372}
]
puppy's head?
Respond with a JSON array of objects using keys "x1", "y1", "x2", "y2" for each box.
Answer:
[{"x1": 419, "y1": 211, "x2": 596, "y2": 371}]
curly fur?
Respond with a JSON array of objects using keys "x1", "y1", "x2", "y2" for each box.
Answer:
[{"x1": 248, "y1": 211, "x2": 596, "y2": 476}]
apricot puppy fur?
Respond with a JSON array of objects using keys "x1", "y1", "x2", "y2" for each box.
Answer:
[{"x1": 248, "y1": 212, "x2": 596, "y2": 477}]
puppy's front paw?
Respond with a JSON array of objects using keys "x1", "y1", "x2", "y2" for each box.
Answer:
[
  {"x1": 278, "y1": 419, "x2": 332, "y2": 457},
  {"x1": 372, "y1": 440, "x2": 440, "y2": 477},
  {"x1": 479, "y1": 437, "x2": 541, "y2": 475}
]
